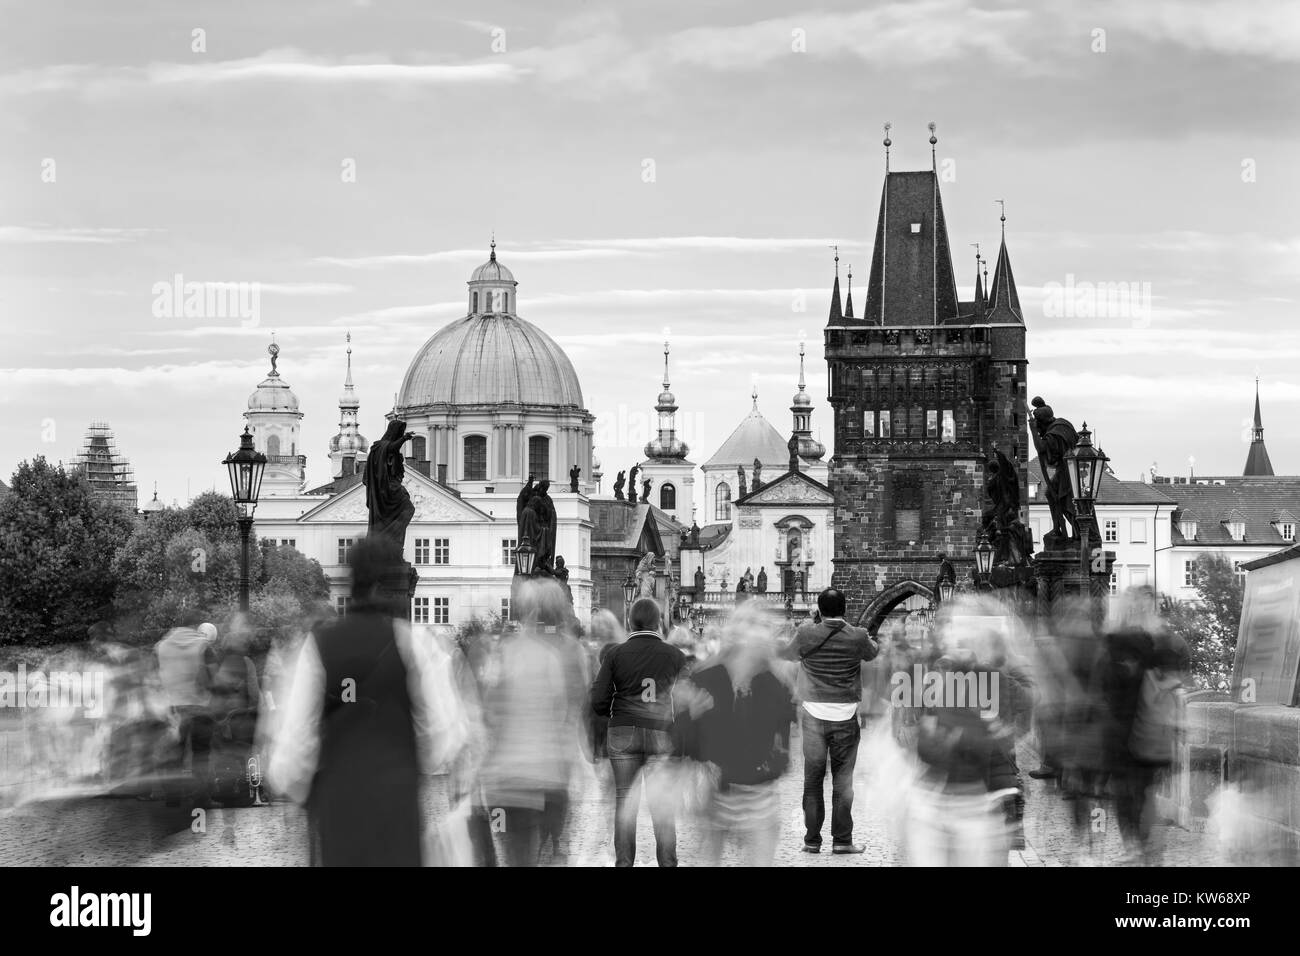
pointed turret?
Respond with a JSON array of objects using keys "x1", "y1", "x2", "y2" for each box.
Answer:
[
  {"x1": 844, "y1": 265, "x2": 855, "y2": 319},
  {"x1": 972, "y1": 253, "x2": 986, "y2": 318},
  {"x1": 827, "y1": 248, "x2": 843, "y2": 323},
  {"x1": 329, "y1": 332, "x2": 369, "y2": 478},
  {"x1": 1243, "y1": 379, "x2": 1275, "y2": 476},
  {"x1": 985, "y1": 206, "x2": 1023, "y2": 324}
]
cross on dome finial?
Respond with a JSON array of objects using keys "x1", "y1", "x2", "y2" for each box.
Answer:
[
  {"x1": 752, "y1": 384, "x2": 759, "y2": 409},
  {"x1": 267, "y1": 334, "x2": 280, "y2": 376},
  {"x1": 489, "y1": 233, "x2": 496, "y2": 261},
  {"x1": 663, "y1": 340, "x2": 671, "y2": 389}
]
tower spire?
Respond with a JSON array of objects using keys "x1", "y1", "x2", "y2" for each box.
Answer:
[
  {"x1": 827, "y1": 245, "x2": 843, "y2": 323},
  {"x1": 985, "y1": 202, "x2": 1023, "y2": 324},
  {"x1": 971, "y1": 243, "x2": 985, "y2": 317},
  {"x1": 844, "y1": 264, "x2": 855, "y2": 319},
  {"x1": 883, "y1": 122, "x2": 892, "y2": 173},
  {"x1": 1244, "y1": 378, "x2": 1274, "y2": 476},
  {"x1": 928, "y1": 121, "x2": 937, "y2": 171},
  {"x1": 663, "y1": 339, "x2": 671, "y2": 389}
]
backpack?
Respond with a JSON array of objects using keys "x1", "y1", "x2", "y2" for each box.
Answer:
[{"x1": 1128, "y1": 668, "x2": 1184, "y2": 764}]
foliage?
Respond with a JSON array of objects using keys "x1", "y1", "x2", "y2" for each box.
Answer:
[
  {"x1": 1160, "y1": 553, "x2": 1243, "y2": 693},
  {"x1": 0, "y1": 457, "x2": 137, "y2": 645}
]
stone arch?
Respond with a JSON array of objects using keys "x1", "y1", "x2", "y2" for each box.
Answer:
[{"x1": 856, "y1": 578, "x2": 934, "y2": 634}]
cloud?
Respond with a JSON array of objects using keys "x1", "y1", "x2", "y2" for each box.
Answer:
[
  {"x1": 313, "y1": 236, "x2": 837, "y2": 269},
  {"x1": 0, "y1": 226, "x2": 155, "y2": 244},
  {"x1": 1084, "y1": 0, "x2": 1300, "y2": 63},
  {"x1": 0, "y1": 48, "x2": 526, "y2": 98}
]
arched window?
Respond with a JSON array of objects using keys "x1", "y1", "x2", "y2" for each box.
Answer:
[
  {"x1": 410, "y1": 435, "x2": 427, "y2": 461},
  {"x1": 266, "y1": 435, "x2": 281, "y2": 457},
  {"x1": 471, "y1": 291, "x2": 478, "y2": 313},
  {"x1": 463, "y1": 435, "x2": 487, "y2": 481},
  {"x1": 528, "y1": 435, "x2": 550, "y2": 481},
  {"x1": 503, "y1": 292, "x2": 510, "y2": 312},
  {"x1": 715, "y1": 482, "x2": 732, "y2": 521},
  {"x1": 660, "y1": 482, "x2": 676, "y2": 511}
]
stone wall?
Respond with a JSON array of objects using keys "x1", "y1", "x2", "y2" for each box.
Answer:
[{"x1": 1157, "y1": 698, "x2": 1300, "y2": 864}]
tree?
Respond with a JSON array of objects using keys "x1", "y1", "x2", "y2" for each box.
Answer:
[
  {"x1": 111, "y1": 495, "x2": 331, "y2": 641},
  {"x1": 1160, "y1": 553, "x2": 1243, "y2": 692},
  {"x1": 0, "y1": 457, "x2": 138, "y2": 645}
]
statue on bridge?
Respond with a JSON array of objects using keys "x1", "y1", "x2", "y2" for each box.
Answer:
[
  {"x1": 1029, "y1": 396, "x2": 1080, "y2": 548},
  {"x1": 363, "y1": 419, "x2": 416, "y2": 550}
]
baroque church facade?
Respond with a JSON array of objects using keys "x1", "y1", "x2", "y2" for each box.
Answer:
[{"x1": 245, "y1": 246, "x2": 596, "y2": 625}]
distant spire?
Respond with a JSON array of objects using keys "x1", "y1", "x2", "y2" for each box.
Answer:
[
  {"x1": 844, "y1": 264, "x2": 855, "y2": 319},
  {"x1": 928, "y1": 121, "x2": 937, "y2": 170},
  {"x1": 827, "y1": 246, "x2": 843, "y2": 322},
  {"x1": 663, "y1": 339, "x2": 671, "y2": 389},
  {"x1": 1244, "y1": 378, "x2": 1275, "y2": 476},
  {"x1": 489, "y1": 233, "x2": 496, "y2": 262},
  {"x1": 798, "y1": 341, "x2": 807, "y2": 393},
  {"x1": 344, "y1": 330, "x2": 354, "y2": 388},
  {"x1": 971, "y1": 245, "x2": 986, "y2": 317},
  {"x1": 883, "y1": 122, "x2": 892, "y2": 173}
]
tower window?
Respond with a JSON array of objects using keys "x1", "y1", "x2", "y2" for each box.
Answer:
[
  {"x1": 472, "y1": 291, "x2": 478, "y2": 313},
  {"x1": 910, "y1": 223, "x2": 921, "y2": 234},
  {"x1": 863, "y1": 411, "x2": 875, "y2": 438},
  {"x1": 266, "y1": 435, "x2": 281, "y2": 457},
  {"x1": 464, "y1": 435, "x2": 487, "y2": 481},
  {"x1": 528, "y1": 436, "x2": 550, "y2": 481},
  {"x1": 879, "y1": 410, "x2": 891, "y2": 438},
  {"x1": 660, "y1": 482, "x2": 677, "y2": 511},
  {"x1": 926, "y1": 410, "x2": 938, "y2": 439},
  {"x1": 715, "y1": 482, "x2": 732, "y2": 521},
  {"x1": 942, "y1": 410, "x2": 955, "y2": 442}
]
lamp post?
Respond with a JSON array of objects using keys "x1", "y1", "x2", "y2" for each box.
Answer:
[
  {"x1": 222, "y1": 427, "x2": 267, "y2": 613},
  {"x1": 974, "y1": 531, "x2": 995, "y2": 589},
  {"x1": 513, "y1": 540, "x2": 536, "y2": 578},
  {"x1": 1064, "y1": 422, "x2": 1108, "y2": 580},
  {"x1": 622, "y1": 571, "x2": 637, "y2": 630},
  {"x1": 938, "y1": 579, "x2": 956, "y2": 605}
]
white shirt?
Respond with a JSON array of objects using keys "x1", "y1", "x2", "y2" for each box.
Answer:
[{"x1": 803, "y1": 701, "x2": 859, "y2": 721}]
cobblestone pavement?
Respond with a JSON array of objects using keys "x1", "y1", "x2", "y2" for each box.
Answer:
[{"x1": 0, "y1": 738, "x2": 1225, "y2": 867}]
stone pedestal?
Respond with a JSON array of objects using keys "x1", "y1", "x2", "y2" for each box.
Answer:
[
  {"x1": 1031, "y1": 544, "x2": 1115, "y2": 632},
  {"x1": 376, "y1": 561, "x2": 418, "y2": 618}
]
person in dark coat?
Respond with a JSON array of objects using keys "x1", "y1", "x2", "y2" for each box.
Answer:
[{"x1": 269, "y1": 538, "x2": 461, "y2": 866}]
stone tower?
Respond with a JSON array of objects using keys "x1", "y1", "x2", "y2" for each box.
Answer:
[{"x1": 824, "y1": 134, "x2": 1028, "y2": 628}]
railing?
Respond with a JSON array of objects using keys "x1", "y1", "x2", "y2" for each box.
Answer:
[{"x1": 695, "y1": 590, "x2": 810, "y2": 607}]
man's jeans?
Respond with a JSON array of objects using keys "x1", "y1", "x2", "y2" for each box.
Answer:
[
  {"x1": 800, "y1": 708, "x2": 861, "y2": 847},
  {"x1": 607, "y1": 725, "x2": 677, "y2": 867}
]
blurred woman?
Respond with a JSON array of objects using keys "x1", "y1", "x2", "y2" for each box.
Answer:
[
  {"x1": 902, "y1": 598, "x2": 1024, "y2": 867},
  {"x1": 691, "y1": 602, "x2": 795, "y2": 865}
]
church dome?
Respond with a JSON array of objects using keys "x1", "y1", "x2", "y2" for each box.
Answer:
[
  {"x1": 792, "y1": 388, "x2": 812, "y2": 408},
  {"x1": 398, "y1": 313, "x2": 584, "y2": 409},
  {"x1": 645, "y1": 435, "x2": 689, "y2": 460},
  {"x1": 470, "y1": 255, "x2": 516, "y2": 285},
  {"x1": 247, "y1": 344, "x2": 299, "y2": 412}
]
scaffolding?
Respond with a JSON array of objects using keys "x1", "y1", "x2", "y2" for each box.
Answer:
[{"x1": 71, "y1": 422, "x2": 138, "y2": 511}]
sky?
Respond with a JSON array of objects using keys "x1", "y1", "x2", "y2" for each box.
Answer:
[{"x1": 3, "y1": 0, "x2": 1299, "y2": 508}]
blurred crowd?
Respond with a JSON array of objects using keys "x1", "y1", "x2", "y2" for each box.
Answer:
[{"x1": 10, "y1": 537, "x2": 1285, "y2": 868}]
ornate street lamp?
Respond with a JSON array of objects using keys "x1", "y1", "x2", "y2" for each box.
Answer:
[
  {"x1": 223, "y1": 427, "x2": 267, "y2": 612},
  {"x1": 1065, "y1": 423, "x2": 1109, "y2": 577},
  {"x1": 622, "y1": 571, "x2": 637, "y2": 629},
  {"x1": 1065, "y1": 423, "x2": 1108, "y2": 514},
  {"x1": 938, "y1": 580, "x2": 956, "y2": 604},
  {"x1": 974, "y1": 531, "x2": 995, "y2": 586},
  {"x1": 513, "y1": 540, "x2": 536, "y2": 577}
]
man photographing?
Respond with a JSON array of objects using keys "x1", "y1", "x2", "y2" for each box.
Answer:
[{"x1": 780, "y1": 588, "x2": 878, "y2": 855}]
